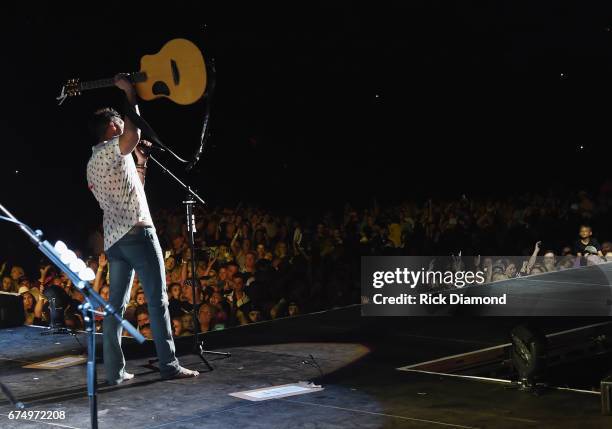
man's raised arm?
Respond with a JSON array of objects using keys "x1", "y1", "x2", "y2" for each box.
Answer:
[{"x1": 115, "y1": 74, "x2": 141, "y2": 155}]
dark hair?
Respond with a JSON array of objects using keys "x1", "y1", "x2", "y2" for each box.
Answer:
[
  {"x1": 579, "y1": 224, "x2": 592, "y2": 231},
  {"x1": 88, "y1": 107, "x2": 120, "y2": 142},
  {"x1": 135, "y1": 304, "x2": 149, "y2": 318},
  {"x1": 23, "y1": 292, "x2": 36, "y2": 312}
]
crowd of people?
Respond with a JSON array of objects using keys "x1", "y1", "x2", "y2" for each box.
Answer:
[{"x1": 2, "y1": 183, "x2": 611, "y2": 335}]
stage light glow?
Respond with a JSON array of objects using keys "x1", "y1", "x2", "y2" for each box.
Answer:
[
  {"x1": 54, "y1": 241, "x2": 68, "y2": 254},
  {"x1": 79, "y1": 268, "x2": 96, "y2": 282},
  {"x1": 69, "y1": 258, "x2": 86, "y2": 274},
  {"x1": 60, "y1": 250, "x2": 77, "y2": 265},
  {"x1": 54, "y1": 241, "x2": 96, "y2": 283}
]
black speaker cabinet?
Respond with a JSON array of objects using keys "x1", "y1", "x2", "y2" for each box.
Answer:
[{"x1": 0, "y1": 292, "x2": 25, "y2": 328}]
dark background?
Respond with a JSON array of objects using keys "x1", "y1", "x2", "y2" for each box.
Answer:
[{"x1": 1, "y1": 1, "x2": 612, "y2": 266}]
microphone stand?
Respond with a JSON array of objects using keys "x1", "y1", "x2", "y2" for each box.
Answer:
[
  {"x1": 39, "y1": 296, "x2": 79, "y2": 338},
  {"x1": 0, "y1": 203, "x2": 145, "y2": 429},
  {"x1": 147, "y1": 155, "x2": 231, "y2": 370},
  {"x1": 0, "y1": 378, "x2": 24, "y2": 410}
]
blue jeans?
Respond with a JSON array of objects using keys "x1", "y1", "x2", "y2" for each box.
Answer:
[{"x1": 104, "y1": 225, "x2": 180, "y2": 383}]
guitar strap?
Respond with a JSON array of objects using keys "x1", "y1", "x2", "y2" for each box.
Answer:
[
  {"x1": 121, "y1": 100, "x2": 189, "y2": 163},
  {"x1": 187, "y1": 58, "x2": 216, "y2": 172}
]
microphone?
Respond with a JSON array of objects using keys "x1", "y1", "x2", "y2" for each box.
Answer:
[
  {"x1": 137, "y1": 141, "x2": 165, "y2": 155},
  {"x1": 143, "y1": 144, "x2": 165, "y2": 152}
]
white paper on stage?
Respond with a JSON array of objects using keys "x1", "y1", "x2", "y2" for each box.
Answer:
[{"x1": 229, "y1": 382, "x2": 324, "y2": 401}]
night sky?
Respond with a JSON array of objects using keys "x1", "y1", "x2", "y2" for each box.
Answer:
[{"x1": 2, "y1": 1, "x2": 612, "y2": 265}]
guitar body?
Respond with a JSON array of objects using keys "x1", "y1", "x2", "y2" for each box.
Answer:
[{"x1": 135, "y1": 38, "x2": 207, "y2": 105}]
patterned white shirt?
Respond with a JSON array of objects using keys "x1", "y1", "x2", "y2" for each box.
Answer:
[{"x1": 87, "y1": 137, "x2": 153, "y2": 251}]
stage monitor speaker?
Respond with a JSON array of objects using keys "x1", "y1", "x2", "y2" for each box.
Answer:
[
  {"x1": 602, "y1": 376, "x2": 612, "y2": 415},
  {"x1": 0, "y1": 292, "x2": 25, "y2": 328}
]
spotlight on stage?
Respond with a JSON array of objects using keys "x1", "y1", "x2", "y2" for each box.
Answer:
[
  {"x1": 43, "y1": 285, "x2": 71, "y2": 329},
  {"x1": 53, "y1": 241, "x2": 95, "y2": 282},
  {"x1": 39, "y1": 241, "x2": 95, "y2": 332},
  {"x1": 510, "y1": 323, "x2": 548, "y2": 390}
]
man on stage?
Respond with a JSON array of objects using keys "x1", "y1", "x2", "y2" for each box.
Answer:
[{"x1": 86, "y1": 74, "x2": 199, "y2": 385}]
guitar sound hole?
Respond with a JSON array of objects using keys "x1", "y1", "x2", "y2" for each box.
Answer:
[{"x1": 152, "y1": 81, "x2": 170, "y2": 96}]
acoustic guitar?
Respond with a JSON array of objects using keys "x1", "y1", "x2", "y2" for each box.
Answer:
[{"x1": 57, "y1": 38, "x2": 206, "y2": 106}]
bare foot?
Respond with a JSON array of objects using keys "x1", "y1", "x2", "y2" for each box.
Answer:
[
  {"x1": 162, "y1": 366, "x2": 199, "y2": 380},
  {"x1": 107, "y1": 371, "x2": 135, "y2": 386}
]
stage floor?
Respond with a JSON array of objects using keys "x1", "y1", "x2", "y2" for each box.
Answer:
[{"x1": 0, "y1": 307, "x2": 610, "y2": 428}]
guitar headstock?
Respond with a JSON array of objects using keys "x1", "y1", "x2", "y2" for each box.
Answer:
[
  {"x1": 56, "y1": 78, "x2": 81, "y2": 105},
  {"x1": 64, "y1": 79, "x2": 81, "y2": 97}
]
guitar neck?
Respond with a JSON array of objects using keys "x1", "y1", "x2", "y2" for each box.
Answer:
[{"x1": 78, "y1": 72, "x2": 147, "y2": 91}]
